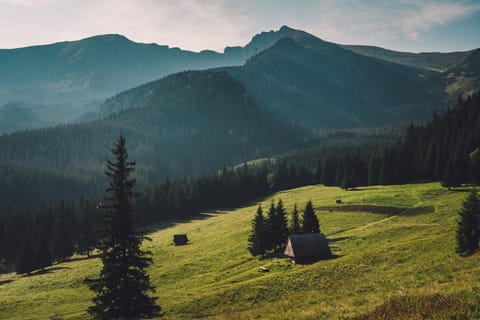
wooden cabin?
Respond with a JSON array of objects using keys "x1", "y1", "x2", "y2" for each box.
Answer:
[
  {"x1": 173, "y1": 234, "x2": 188, "y2": 246},
  {"x1": 284, "y1": 233, "x2": 332, "y2": 263}
]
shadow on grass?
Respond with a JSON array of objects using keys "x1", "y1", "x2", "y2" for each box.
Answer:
[
  {"x1": 291, "y1": 254, "x2": 342, "y2": 265},
  {"x1": 399, "y1": 205, "x2": 435, "y2": 216},
  {"x1": 0, "y1": 279, "x2": 13, "y2": 286},
  {"x1": 138, "y1": 193, "x2": 276, "y2": 236},
  {"x1": 22, "y1": 266, "x2": 70, "y2": 278}
]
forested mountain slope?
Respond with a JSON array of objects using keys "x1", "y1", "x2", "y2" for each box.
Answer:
[
  {"x1": 2, "y1": 25, "x2": 480, "y2": 134},
  {"x1": 445, "y1": 48, "x2": 480, "y2": 98},
  {"x1": 0, "y1": 33, "x2": 254, "y2": 131},
  {"x1": 0, "y1": 71, "x2": 301, "y2": 202},
  {"x1": 225, "y1": 33, "x2": 445, "y2": 128}
]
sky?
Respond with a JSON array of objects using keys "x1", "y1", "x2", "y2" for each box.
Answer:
[{"x1": 0, "y1": 0, "x2": 479, "y2": 53}]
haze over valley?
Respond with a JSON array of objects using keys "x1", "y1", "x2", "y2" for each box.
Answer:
[{"x1": 1, "y1": 1, "x2": 480, "y2": 319}]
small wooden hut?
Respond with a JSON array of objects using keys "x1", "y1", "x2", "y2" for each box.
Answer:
[
  {"x1": 284, "y1": 233, "x2": 332, "y2": 263},
  {"x1": 173, "y1": 234, "x2": 188, "y2": 246}
]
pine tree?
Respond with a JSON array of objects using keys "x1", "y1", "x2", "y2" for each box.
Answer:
[
  {"x1": 289, "y1": 204, "x2": 302, "y2": 235},
  {"x1": 274, "y1": 199, "x2": 289, "y2": 252},
  {"x1": 85, "y1": 134, "x2": 161, "y2": 319},
  {"x1": 247, "y1": 205, "x2": 266, "y2": 257},
  {"x1": 264, "y1": 201, "x2": 275, "y2": 251},
  {"x1": 302, "y1": 200, "x2": 320, "y2": 234},
  {"x1": 456, "y1": 189, "x2": 480, "y2": 256}
]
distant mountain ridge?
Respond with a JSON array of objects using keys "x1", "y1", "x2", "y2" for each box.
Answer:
[
  {"x1": 342, "y1": 44, "x2": 473, "y2": 72},
  {"x1": 0, "y1": 26, "x2": 479, "y2": 205},
  {"x1": 0, "y1": 71, "x2": 301, "y2": 186},
  {"x1": 224, "y1": 31, "x2": 445, "y2": 128},
  {"x1": 1, "y1": 25, "x2": 479, "y2": 134}
]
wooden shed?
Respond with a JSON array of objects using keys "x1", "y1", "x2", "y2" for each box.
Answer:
[
  {"x1": 173, "y1": 234, "x2": 188, "y2": 246},
  {"x1": 284, "y1": 233, "x2": 332, "y2": 263}
]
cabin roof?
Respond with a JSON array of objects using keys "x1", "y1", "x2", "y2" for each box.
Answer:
[{"x1": 284, "y1": 233, "x2": 332, "y2": 260}]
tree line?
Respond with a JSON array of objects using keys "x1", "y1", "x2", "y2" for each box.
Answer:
[
  {"x1": 2, "y1": 91, "x2": 480, "y2": 273},
  {"x1": 277, "y1": 92, "x2": 480, "y2": 189},
  {"x1": 0, "y1": 199, "x2": 99, "y2": 274}
]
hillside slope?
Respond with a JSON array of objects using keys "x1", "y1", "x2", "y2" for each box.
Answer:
[
  {"x1": 3, "y1": 26, "x2": 479, "y2": 133},
  {"x1": 343, "y1": 45, "x2": 472, "y2": 72},
  {"x1": 0, "y1": 34, "x2": 245, "y2": 106},
  {"x1": 0, "y1": 71, "x2": 300, "y2": 188},
  {"x1": 225, "y1": 31, "x2": 446, "y2": 128},
  {"x1": 1, "y1": 183, "x2": 479, "y2": 319},
  {"x1": 0, "y1": 26, "x2": 317, "y2": 131},
  {"x1": 0, "y1": 34, "x2": 249, "y2": 131},
  {"x1": 445, "y1": 48, "x2": 480, "y2": 98}
]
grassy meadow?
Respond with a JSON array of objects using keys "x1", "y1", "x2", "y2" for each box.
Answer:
[{"x1": 1, "y1": 182, "x2": 480, "y2": 319}]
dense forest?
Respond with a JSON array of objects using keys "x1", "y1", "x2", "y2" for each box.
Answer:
[
  {"x1": 0, "y1": 71, "x2": 302, "y2": 208},
  {"x1": 2, "y1": 91, "x2": 479, "y2": 274}
]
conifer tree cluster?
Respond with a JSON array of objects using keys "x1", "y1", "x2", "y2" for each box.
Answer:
[
  {"x1": 0, "y1": 200, "x2": 99, "y2": 275},
  {"x1": 457, "y1": 189, "x2": 480, "y2": 256},
  {"x1": 248, "y1": 200, "x2": 321, "y2": 257}
]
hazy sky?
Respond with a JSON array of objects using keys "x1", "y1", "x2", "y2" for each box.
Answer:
[{"x1": 0, "y1": 0, "x2": 479, "y2": 53}]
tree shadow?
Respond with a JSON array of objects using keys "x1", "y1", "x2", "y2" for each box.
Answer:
[
  {"x1": 291, "y1": 254, "x2": 342, "y2": 265},
  {"x1": 139, "y1": 192, "x2": 279, "y2": 235},
  {"x1": 0, "y1": 279, "x2": 13, "y2": 286},
  {"x1": 21, "y1": 266, "x2": 70, "y2": 278},
  {"x1": 398, "y1": 205, "x2": 435, "y2": 216},
  {"x1": 139, "y1": 210, "x2": 228, "y2": 234}
]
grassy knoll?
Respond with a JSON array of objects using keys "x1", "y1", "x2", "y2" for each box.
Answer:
[{"x1": 1, "y1": 182, "x2": 480, "y2": 319}]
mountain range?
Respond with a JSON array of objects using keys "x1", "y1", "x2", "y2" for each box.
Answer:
[
  {"x1": 0, "y1": 25, "x2": 479, "y2": 205},
  {"x1": 1, "y1": 26, "x2": 479, "y2": 133}
]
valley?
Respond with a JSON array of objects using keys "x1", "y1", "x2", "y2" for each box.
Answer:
[
  {"x1": 1, "y1": 183, "x2": 479, "y2": 319},
  {"x1": 1, "y1": 9, "x2": 480, "y2": 318}
]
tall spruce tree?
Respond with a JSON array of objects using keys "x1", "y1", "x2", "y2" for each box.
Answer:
[
  {"x1": 302, "y1": 200, "x2": 320, "y2": 234},
  {"x1": 289, "y1": 204, "x2": 302, "y2": 235},
  {"x1": 85, "y1": 134, "x2": 160, "y2": 319},
  {"x1": 264, "y1": 201, "x2": 275, "y2": 251},
  {"x1": 274, "y1": 199, "x2": 289, "y2": 252},
  {"x1": 247, "y1": 205, "x2": 266, "y2": 257},
  {"x1": 456, "y1": 189, "x2": 480, "y2": 256}
]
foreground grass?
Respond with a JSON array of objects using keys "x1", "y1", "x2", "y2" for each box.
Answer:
[{"x1": 1, "y1": 182, "x2": 480, "y2": 319}]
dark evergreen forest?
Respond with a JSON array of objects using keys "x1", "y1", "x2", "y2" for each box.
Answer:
[{"x1": 1, "y1": 91, "x2": 479, "y2": 274}]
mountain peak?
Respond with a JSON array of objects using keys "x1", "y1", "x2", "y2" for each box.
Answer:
[
  {"x1": 279, "y1": 25, "x2": 295, "y2": 32},
  {"x1": 81, "y1": 34, "x2": 131, "y2": 43}
]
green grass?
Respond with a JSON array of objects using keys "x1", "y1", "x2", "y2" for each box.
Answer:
[{"x1": 1, "y1": 182, "x2": 480, "y2": 319}]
